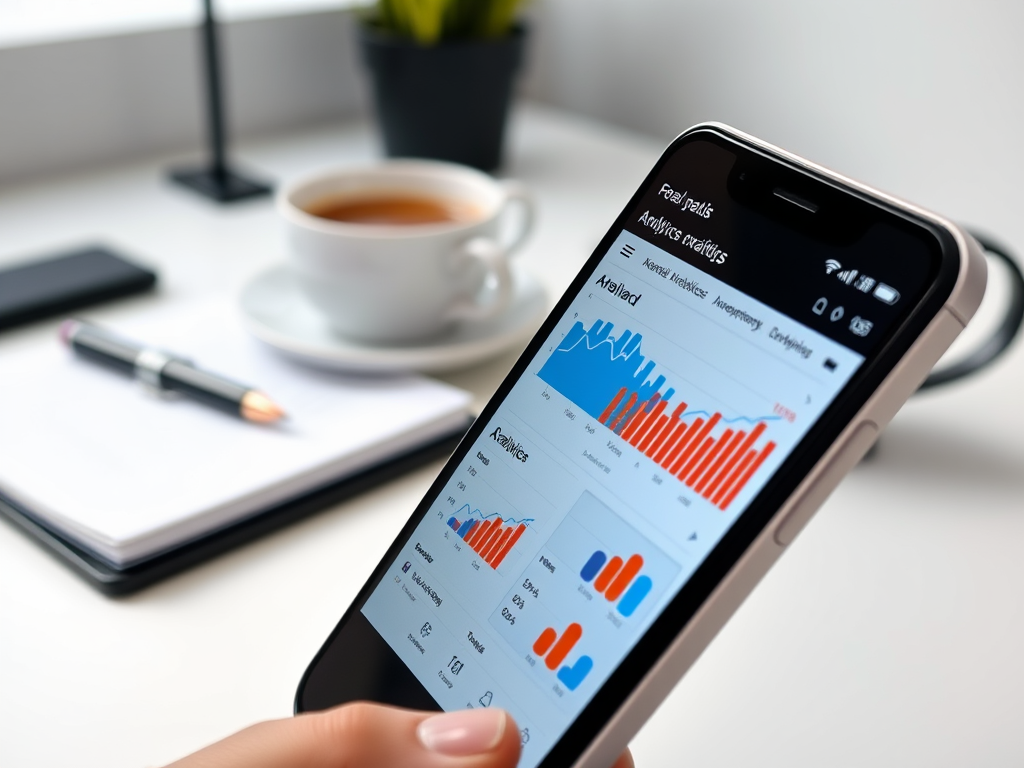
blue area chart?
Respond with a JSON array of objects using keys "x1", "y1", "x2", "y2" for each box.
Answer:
[
  {"x1": 538, "y1": 319, "x2": 779, "y2": 511},
  {"x1": 538, "y1": 319, "x2": 673, "y2": 422}
]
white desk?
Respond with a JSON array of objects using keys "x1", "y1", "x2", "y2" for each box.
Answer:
[{"x1": 1, "y1": 107, "x2": 1022, "y2": 768}]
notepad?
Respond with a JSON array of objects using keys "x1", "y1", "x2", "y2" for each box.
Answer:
[{"x1": 0, "y1": 301, "x2": 471, "y2": 568}]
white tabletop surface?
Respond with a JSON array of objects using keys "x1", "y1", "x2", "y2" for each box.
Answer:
[{"x1": 1, "y1": 106, "x2": 1022, "y2": 768}]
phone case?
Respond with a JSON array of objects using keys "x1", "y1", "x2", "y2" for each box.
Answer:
[
  {"x1": 569, "y1": 123, "x2": 987, "y2": 768},
  {"x1": 0, "y1": 245, "x2": 157, "y2": 331}
]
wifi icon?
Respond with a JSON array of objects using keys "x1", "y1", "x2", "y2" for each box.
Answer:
[{"x1": 824, "y1": 259, "x2": 842, "y2": 275}]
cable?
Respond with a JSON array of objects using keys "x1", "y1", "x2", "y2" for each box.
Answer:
[{"x1": 918, "y1": 228, "x2": 1024, "y2": 390}]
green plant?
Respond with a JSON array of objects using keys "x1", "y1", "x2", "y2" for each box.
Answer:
[{"x1": 368, "y1": 0, "x2": 527, "y2": 45}]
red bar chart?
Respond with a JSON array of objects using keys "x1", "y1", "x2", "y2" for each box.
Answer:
[
  {"x1": 580, "y1": 550, "x2": 653, "y2": 617},
  {"x1": 533, "y1": 622, "x2": 593, "y2": 691},
  {"x1": 599, "y1": 387, "x2": 776, "y2": 510},
  {"x1": 447, "y1": 505, "x2": 529, "y2": 569},
  {"x1": 538, "y1": 319, "x2": 778, "y2": 511}
]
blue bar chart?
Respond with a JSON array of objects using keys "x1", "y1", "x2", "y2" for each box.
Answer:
[{"x1": 490, "y1": 492, "x2": 679, "y2": 701}]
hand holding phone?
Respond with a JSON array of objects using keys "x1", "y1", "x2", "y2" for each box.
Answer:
[
  {"x1": 164, "y1": 703, "x2": 629, "y2": 768},
  {"x1": 295, "y1": 124, "x2": 985, "y2": 768}
]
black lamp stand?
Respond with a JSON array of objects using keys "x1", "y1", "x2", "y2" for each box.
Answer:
[{"x1": 169, "y1": 0, "x2": 271, "y2": 203}]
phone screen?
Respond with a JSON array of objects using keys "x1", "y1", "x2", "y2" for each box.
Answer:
[{"x1": 330, "y1": 133, "x2": 949, "y2": 766}]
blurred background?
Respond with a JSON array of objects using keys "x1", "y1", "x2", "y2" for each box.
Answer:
[
  {"x1": 2, "y1": 2, "x2": 1022, "y2": 766},
  {"x1": 4, "y1": 0, "x2": 1022, "y2": 239}
]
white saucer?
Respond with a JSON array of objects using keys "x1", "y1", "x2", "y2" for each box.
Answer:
[{"x1": 239, "y1": 264, "x2": 548, "y2": 373}]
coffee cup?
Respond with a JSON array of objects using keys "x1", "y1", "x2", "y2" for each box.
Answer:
[{"x1": 278, "y1": 160, "x2": 534, "y2": 344}]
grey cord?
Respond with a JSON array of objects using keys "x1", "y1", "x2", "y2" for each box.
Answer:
[{"x1": 917, "y1": 228, "x2": 1024, "y2": 391}]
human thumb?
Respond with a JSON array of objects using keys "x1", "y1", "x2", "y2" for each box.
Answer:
[{"x1": 164, "y1": 702, "x2": 521, "y2": 768}]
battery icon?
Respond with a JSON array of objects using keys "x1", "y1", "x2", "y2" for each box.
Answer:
[{"x1": 873, "y1": 283, "x2": 900, "y2": 305}]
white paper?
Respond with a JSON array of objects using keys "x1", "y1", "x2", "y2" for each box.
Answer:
[{"x1": 0, "y1": 302, "x2": 470, "y2": 565}]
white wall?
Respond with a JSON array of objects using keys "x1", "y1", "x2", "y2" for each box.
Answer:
[
  {"x1": 4, "y1": 0, "x2": 1023, "y2": 253},
  {"x1": 523, "y1": 0, "x2": 1024, "y2": 246},
  {"x1": 0, "y1": 10, "x2": 365, "y2": 182}
]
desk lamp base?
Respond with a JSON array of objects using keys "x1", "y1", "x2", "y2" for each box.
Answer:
[{"x1": 169, "y1": 166, "x2": 272, "y2": 203}]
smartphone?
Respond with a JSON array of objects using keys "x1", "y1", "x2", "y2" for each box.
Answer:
[
  {"x1": 295, "y1": 124, "x2": 986, "y2": 767},
  {"x1": 0, "y1": 245, "x2": 157, "y2": 331}
]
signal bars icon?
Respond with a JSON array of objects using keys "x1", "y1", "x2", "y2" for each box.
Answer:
[
  {"x1": 835, "y1": 268, "x2": 859, "y2": 285},
  {"x1": 825, "y1": 257, "x2": 900, "y2": 305}
]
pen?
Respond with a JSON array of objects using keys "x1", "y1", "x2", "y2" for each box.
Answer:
[{"x1": 59, "y1": 319, "x2": 286, "y2": 424}]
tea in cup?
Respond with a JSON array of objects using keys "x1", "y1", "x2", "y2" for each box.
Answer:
[{"x1": 278, "y1": 161, "x2": 534, "y2": 344}]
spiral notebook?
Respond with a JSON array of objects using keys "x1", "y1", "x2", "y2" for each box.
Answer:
[{"x1": 0, "y1": 301, "x2": 471, "y2": 593}]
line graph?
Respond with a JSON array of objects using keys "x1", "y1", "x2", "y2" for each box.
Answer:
[
  {"x1": 538, "y1": 319, "x2": 777, "y2": 509},
  {"x1": 446, "y1": 503, "x2": 531, "y2": 569}
]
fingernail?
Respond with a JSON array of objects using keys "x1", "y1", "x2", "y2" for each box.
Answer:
[{"x1": 417, "y1": 709, "x2": 507, "y2": 756}]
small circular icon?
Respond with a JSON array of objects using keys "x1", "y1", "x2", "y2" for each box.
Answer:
[
  {"x1": 830, "y1": 306, "x2": 845, "y2": 322},
  {"x1": 849, "y1": 316, "x2": 874, "y2": 337}
]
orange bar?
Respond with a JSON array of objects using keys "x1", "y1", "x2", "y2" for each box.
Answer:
[
  {"x1": 485, "y1": 527, "x2": 514, "y2": 566},
  {"x1": 470, "y1": 519, "x2": 497, "y2": 554},
  {"x1": 652, "y1": 419, "x2": 686, "y2": 464},
  {"x1": 719, "y1": 441, "x2": 777, "y2": 510},
  {"x1": 484, "y1": 527, "x2": 514, "y2": 565},
  {"x1": 616, "y1": 402, "x2": 646, "y2": 439},
  {"x1": 533, "y1": 627, "x2": 557, "y2": 656},
  {"x1": 634, "y1": 400, "x2": 669, "y2": 450},
  {"x1": 637, "y1": 400, "x2": 669, "y2": 448},
  {"x1": 608, "y1": 393, "x2": 638, "y2": 431},
  {"x1": 674, "y1": 413, "x2": 721, "y2": 476},
  {"x1": 652, "y1": 403, "x2": 688, "y2": 463},
  {"x1": 545, "y1": 623, "x2": 582, "y2": 670},
  {"x1": 695, "y1": 429, "x2": 745, "y2": 494},
  {"x1": 599, "y1": 387, "x2": 628, "y2": 424},
  {"x1": 626, "y1": 392, "x2": 662, "y2": 441},
  {"x1": 705, "y1": 422, "x2": 766, "y2": 500},
  {"x1": 479, "y1": 521, "x2": 504, "y2": 552},
  {"x1": 666, "y1": 418, "x2": 704, "y2": 473},
  {"x1": 638, "y1": 417, "x2": 671, "y2": 460},
  {"x1": 635, "y1": 402, "x2": 668, "y2": 447},
  {"x1": 465, "y1": 519, "x2": 491, "y2": 548},
  {"x1": 468, "y1": 520, "x2": 487, "y2": 548},
  {"x1": 621, "y1": 401, "x2": 653, "y2": 442},
  {"x1": 605, "y1": 554, "x2": 644, "y2": 601},
  {"x1": 593, "y1": 555, "x2": 623, "y2": 593},
  {"x1": 711, "y1": 449, "x2": 757, "y2": 507},
  {"x1": 490, "y1": 523, "x2": 527, "y2": 568},
  {"x1": 685, "y1": 428, "x2": 733, "y2": 487},
  {"x1": 643, "y1": 415, "x2": 675, "y2": 456},
  {"x1": 460, "y1": 519, "x2": 478, "y2": 543},
  {"x1": 678, "y1": 437, "x2": 713, "y2": 481},
  {"x1": 476, "y1": 519, "x2": 504, "y2": 558}
]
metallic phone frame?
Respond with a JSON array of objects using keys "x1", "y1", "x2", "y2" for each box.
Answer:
[
  {"x1": 295, "y1": 123, "x2": 986, "y2": 768},
  {"x1": 569, "y1": 122, "x2": 986, "y2": 768}
]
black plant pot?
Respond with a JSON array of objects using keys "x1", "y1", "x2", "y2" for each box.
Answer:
[{"x1": 359, "y1": 25, "x2": 526, "y2": 172}]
